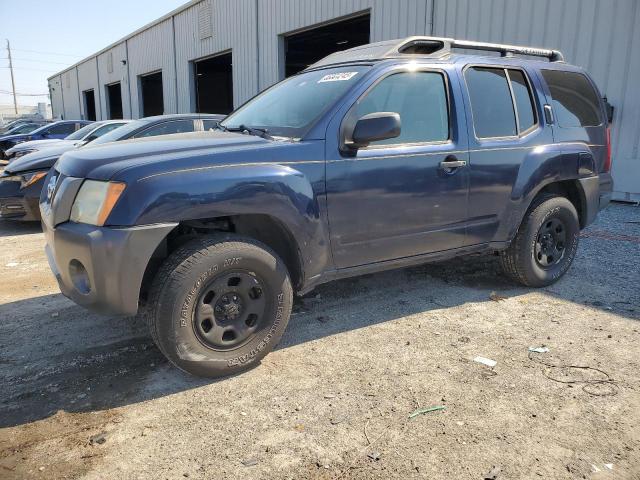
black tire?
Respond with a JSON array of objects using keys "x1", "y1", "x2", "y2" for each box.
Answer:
[
  {"x1": 144, "y1": 234, "x2": 293, "y2": 377},
  {"x1": 501, "y1": 195, "x2": 580, "y2": 287}
]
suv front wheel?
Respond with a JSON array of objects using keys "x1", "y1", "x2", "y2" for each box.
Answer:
[
  {"x1": 143, "y1": 235, "x2": 293, "y2": 377},
  {"x1": 501, "y1": 195, "x2": 580, "y2": 287}
]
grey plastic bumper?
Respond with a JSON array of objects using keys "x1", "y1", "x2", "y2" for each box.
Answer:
[
  {"x1": 43, "y1": 221, "x2": 177, "y2": 316},
  {"x1": 578, "y1": 173, "x2": 613, "y2": 228}
]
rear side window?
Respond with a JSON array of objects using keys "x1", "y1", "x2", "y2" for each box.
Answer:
[
  {"x1": 353, "y1": 71, "x2": 449, "y2": 145},
  {"x1": 465, "y1": 67, "x2": 537, "y2": 139},
  {"x1": 133, "y1": 119, "x2": 195, "y2": 138},
  {"x1": 465, "y1": 68, "x2": 516, "y2": 138},
  {"x1": 48, "y1": 123, "x2": 77, "y2": 135},
  {"x1": 541, "y1": 70, "x2": 602, "y2": 127},
  {"x1": 508, "y1": 70, "x2": 536, "y2": 133}
]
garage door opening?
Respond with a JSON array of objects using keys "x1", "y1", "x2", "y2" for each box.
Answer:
[
  {"x1": 194, "y1": 52, "x2": 233, "y2": 115},
  {"x1": 283, "y1": 13, "x2": 371, "y2": 77},
  {"x1": 83, "y1": 89, "x2": 96, "y2": 121},
  {"x1": 106, "y1": 82, "x2": 123, "y2": 119},
  {"x1": 140, "y1": 71, "x2": 164, "y2": 117}
]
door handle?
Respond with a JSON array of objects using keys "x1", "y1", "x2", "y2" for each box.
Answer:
[{"x1": 439, "y1": 156, "x2": 467, "y2": 171}]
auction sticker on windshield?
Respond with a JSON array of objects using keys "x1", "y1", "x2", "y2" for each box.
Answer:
[{"x1": 318, "y1": 72, "x2": 359, "y2": 83}]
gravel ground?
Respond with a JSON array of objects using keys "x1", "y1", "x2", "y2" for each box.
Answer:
[{"x1": 0, "y1": 203, "x2": 638, "y2": 480}]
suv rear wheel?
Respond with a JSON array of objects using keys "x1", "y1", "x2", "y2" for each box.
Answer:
[
  {"x1": 501, "y1": 195, "x2": 580, "y2": 287},
  {"x1": 144, "y1": 235, "x2": 293, "y2": 377}
]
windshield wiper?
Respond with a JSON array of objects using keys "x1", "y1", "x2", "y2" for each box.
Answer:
[{"x1": 222, "y1": 123, "x2": 274, "y2": 140}]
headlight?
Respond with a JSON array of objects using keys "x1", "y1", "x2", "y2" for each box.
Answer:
[
  {"x1": 20, "y1": 171, "x2": 48, "y2": 189},
  {"x1": 13, "y1": 149, "x2": 35, "y2": 159},
  {"x1": 70, "y1": 180, "x2": 126, "y2": 226}
]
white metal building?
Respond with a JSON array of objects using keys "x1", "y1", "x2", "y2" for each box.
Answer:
[{"x1": 48, "y1": 0, "x2": 640, "y2": 202}]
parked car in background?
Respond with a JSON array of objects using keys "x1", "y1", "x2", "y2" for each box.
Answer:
[
  {"x1": 0, "y1": 122, "x2": 49, "y2": 140},
  {"x1": 4, "y1": 120, "x2": 129, "y2": 161},
  {"x1": 39, "y1": 37, "x2": 612, "y2": 378},
  {"x1": 0, "y1": 120, "x2": 91, "y2": 159},
  {"x1": 0, "y1": 114, "x2": 223, "y2": 221},
  {"x1": 0, "y1": 119, "x2": 50, "y2": 135}
]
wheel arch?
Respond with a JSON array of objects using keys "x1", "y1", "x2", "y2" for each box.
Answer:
[{"x1": 139, "y1": 213, "x2": 306, "y2": 305}]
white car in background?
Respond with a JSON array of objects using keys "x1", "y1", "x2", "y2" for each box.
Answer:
[{"x1": 4, "y1": 120, "x2": 130, "y2": 162}]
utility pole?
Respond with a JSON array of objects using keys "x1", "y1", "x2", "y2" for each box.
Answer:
[{"x1": 6, "y1": 40, "x2": 18, "y2": 115}]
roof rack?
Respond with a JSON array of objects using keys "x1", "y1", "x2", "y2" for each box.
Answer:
[
  {"x1": 449, "y1": 38, "x2": 564, "y2": 62},
  {"x1": 309, "y1": 36, "x2": 564, "y2": 69}
]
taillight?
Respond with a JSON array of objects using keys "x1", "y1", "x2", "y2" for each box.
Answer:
[{"x1": 603, "y1": 127, "x2": 612, "y2": 173}]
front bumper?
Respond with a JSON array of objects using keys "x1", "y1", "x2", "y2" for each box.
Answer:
[
  {"x1": 0, "y1": 175, "x2": 43, "y2": 221},
  {"x1": 43, "y1": 220, "x2": 177, "y2": 316}
]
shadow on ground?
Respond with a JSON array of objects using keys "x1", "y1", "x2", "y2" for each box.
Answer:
[
  {"x1": 0, "y1": 220, "x2": 41, "y2": 238},
  {"x1": 0, "y1": 204, "x2": 637, "y2": 428}
]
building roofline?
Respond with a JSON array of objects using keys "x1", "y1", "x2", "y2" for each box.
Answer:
[{"x1": 48, "y1": 0, "x2": 202, "y2": 82}]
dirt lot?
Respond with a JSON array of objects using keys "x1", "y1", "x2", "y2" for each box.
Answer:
[{"x1": 0, "y1": 203, "x2": 638, "y2": 480}]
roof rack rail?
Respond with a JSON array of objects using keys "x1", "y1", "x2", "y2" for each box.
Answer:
[
  {"x1": 308, "y1": 36, "x2": 564, "y2": 69},
  {"x1": 448, "y1": 38, "x2": 564, "y2": 62}
]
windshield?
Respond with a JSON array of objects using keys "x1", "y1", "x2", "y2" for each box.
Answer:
[
  {"x1": 89, "y1": 120, "x2": 146, "y2": 145},
  {"x1": 66, "y1": 123, "x2": 102, "y2": 140},
  {"x1": 222, "y1": 66, "x2": 370, "y2": 138}
]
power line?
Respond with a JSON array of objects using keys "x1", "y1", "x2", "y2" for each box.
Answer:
[
  {"x1": 0, "y1": 66, "x2": 59, "y2": 73},
  {"x1": 0, "y1": 56, "x2": 74, "y2": 66},
  {"x1": 11, "y1": 48, "x2": 83, "y2": 58},
  {"x1": 0, "y1": 90, "x2": 49, "y2": 96}
]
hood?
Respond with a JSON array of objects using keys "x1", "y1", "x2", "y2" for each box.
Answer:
[
  {"x1": 6, "y1": 138, "x2": 67, "y2": 153},
  {"x1": 5, "y1": 143, "x2": 79, "y2": 174},
  {"x1": 0, "y1": 133, "x2": 29, "y2": 144},
  {"x1": 56, "y1": 130, "x2": 272, "y2": 180}
]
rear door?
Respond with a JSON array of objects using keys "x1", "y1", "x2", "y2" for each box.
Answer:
[
  {"x1": 326, "y1": 65, "x2": 470, "y2": 268},
  {"x1": 462, "y1": 64, "x2": 552, "y2": 245},
  {"x1": 46, "y1": 122, "x2": 78, "y2": 139}
]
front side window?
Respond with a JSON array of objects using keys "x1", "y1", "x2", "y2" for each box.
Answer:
[
  {"x1": 541, "y1": 70, "x2": 602, "y2": 127},
  {"x1": 222, "y1": 65, "x2": 370, "y2": 138},
  {"x1": 133, "y1": 119, "x2": 195, "y2": 138},
  {"x1": 351, "y1": 71, "x2": 449, "y2": 146}
]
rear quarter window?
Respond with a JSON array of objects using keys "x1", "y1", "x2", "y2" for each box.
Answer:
[{"x1": 541, "y1": 70, "x2": 602, "y2": 127}]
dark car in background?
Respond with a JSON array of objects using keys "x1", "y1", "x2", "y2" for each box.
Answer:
[
  {"x1": 0, "y1": 119, "x2": 51, "y2": 135},
  {"x1": 4, "y1": 120, "x2": 129, "y2": 161},
  {"x1": 0, "y1": 122, "x2": 47, "y2": 139},
  {"x1": 0, "y1": 120, "x2": 91, "y2": 160},
  {"x1": 0, "y1": 114, "x2": 223, "y2": 221}
]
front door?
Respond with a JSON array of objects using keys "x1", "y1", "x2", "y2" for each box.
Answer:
[{"x1": 326, "y1": 66, "x2": 470, "y2": 269}]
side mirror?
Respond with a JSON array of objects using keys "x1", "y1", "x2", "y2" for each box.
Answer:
[
  {"x1": 350, "y1": 112, "x2": 401, "y2": 149},
  {"x1": 84, "y1": 135, "x2": 98, "y2": 143}
]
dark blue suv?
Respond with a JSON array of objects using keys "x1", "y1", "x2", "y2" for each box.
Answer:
[{"x1": 41, "y1": 37, "x2": 612, "y2": 377}]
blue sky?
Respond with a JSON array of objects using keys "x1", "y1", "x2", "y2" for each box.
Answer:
[{"x1": 0, "y1": 0, "x2": 187, "y2": 106}]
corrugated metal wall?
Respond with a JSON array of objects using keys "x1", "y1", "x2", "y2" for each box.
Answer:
[
  {"x1": 48, "y1": 76, "x2": 64, "y2": 119},
  {"x1": 96, "y1": 42, "x2": 132, "y2": 119},
  {"x1": 126, "y1": 18, "x2": 177, "y2": 118},
  {"x1": 59, "y1": 69, "x2": 81, "y2": 120},
  {"x1": 174, "y1": 0, "x2": 258, "y2": 110},
  {"x1": 256, "y1": 0, "x2": 433, "y2": 89},
  {"x1": 432, "y1": 0, "x2": 639, "y2": 201},
  {"x1": 50, "y1": 0, "x2": 638, "y2": 199},
  {"x1": 76, "y1": 59, "x2": 101, "y2": 119}
]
